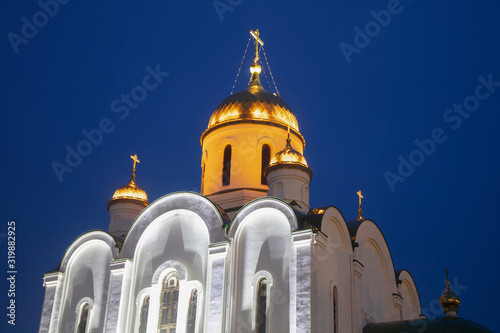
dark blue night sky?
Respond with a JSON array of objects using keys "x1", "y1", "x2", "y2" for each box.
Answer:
[{"x1": 1, "y1": 0, "x2": 499, "y2": 331}]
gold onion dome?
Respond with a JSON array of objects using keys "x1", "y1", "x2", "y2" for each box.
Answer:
[
  {"x1": 270, "y1": 136, "x2": 309, "y2": 167},
  {"x1": 204, "y1": 66, "x2": 300, "y2": 136},
  {"x1": 266, "y1": 135, "x2": 313, "y2": 179},
  {"x1": 107, "y1": 155, "x2": 149, "y2": 209},
  {"x1": 439, "y1": 269, "x2": 461, "y2": 316}
]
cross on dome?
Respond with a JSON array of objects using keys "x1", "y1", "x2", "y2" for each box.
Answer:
[
  {"x1": 357, "y1": 190, "x2": 364, "y2": 220},
  {"x1": 250, "y1": 29, "x2": 264, "y2": 64},
  {"x1": 130, "y1": 154, "x2": 140, "y2": 173}
]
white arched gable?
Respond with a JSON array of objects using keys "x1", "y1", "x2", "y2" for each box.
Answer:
[
  {"x1": 312, "y1": 207, "x2": 353, "y2": 333},
  {"x1": 124, "y1": 209, "x2": 210, "y2": 333},
  {"x1": 228, "y1": 197, "x2": 298, "y2": 237},
  {"x1": 397, "y1": 270, "x2": 422, "y2": 320},
  {"x1": 319, "y1": 207, "x2": 352, "y2": 256},
  {"x1": 59, "y1": 231, "x2": 116, "y2": 273},
  {"x1": 120, "y1": 192, "x2": 226, "y2": 259},
  {"x1": 229, "y1": 203, "x2": 293, "y2": 332},
  {"x1": 130, "y1": 209, "x2": 210, "y2": 291},
  {"x1": 57, "y1": 233, "x2": 114, "y2": 333},
  {"x1": 351, "y1": 220, "x2": 397, "y2": 323}
]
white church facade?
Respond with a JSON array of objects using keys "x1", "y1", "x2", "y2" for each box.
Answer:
[{"x1": 39, "y1": 30, "x2": 424, "y2": 333}]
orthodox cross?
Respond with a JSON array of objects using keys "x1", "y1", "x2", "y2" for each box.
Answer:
[
  {"x1": 357, "y1": 190, "x2": 364, "y2": 220},
  {"x1": 357, "y1": 190, "x2": 363, "y2": 207},
  {"x1": 130, "y1": 154, "x2": 140, "y2": 172},
  {"x1": 250, "y1": 29, "x2": 264, "y2": 63}
]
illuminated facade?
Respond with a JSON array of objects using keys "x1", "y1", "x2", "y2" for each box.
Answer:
[{"x1": 39, "y1": 31, "x2": 429, "y2": 333}]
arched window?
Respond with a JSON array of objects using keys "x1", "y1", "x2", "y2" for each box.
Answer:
[
  {"x1": 158, "y1": 275, "x2": 179, "y2": 333},
  {"x1": 76, "y1": 303, "x2": 89, "y2": 333},
  {"x1": 332, "y1": 286, "x2": 338, "y2": 333},
  {"x1": 256, "y1": 279, "x2": 267, "y2": 333},
  {"x1": 139, "y1": 296, "x2": 150, "y2": 333},
  {"x1": 222, "y1": 145, "x2": 231, "y2": 186},
  {"x1": 261, "y1": 144, "x2": 271, "y2": 185},
  {"x1": 187, "y1": 289, "x2": 198, "y2": 333}
]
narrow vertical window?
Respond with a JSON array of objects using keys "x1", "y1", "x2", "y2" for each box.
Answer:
[
  {"x1": 158, "y1": 275, "x2": 179, "y2": 333},
  {"x1": 332, "y1": 286, "x2": 338, "y2": 333},
  {"x1": 139, "y1": 296, "x2": 150, "y2": 333},
  {"x1": 187, "y1": 289, "x2": 198, "y2": 333},
  {"x1": 201, "y1": 162, "x2": 205, "y2": 194},
  {"x1": 261, "y1": 144, "x2": 271, "y2": 185},
  {"x1": 76, "y1": 303, "x2": 89, "y2": 333},
  {"x1": 256, "y1": 279, "x2": 267, "y2": 333},
  {"x1": 222, "y1": 145, "x2": 231, "y2": 186}
]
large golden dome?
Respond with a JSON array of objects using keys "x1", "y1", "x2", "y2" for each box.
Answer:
[{"x1": 205, "y1": 71, "x2": 299, "y2": 135}]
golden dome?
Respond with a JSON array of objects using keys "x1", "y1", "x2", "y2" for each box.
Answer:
[
  {"x1": 107, "y1": 175, "x2": 148, "y2": 208},
  {"x1": 269, "y1": 136, "x2": 310, "y2": 168},
  {"x1": 439, "y1": 270, "x2": 461, "y2": 316},
  {"x1": 205, "y1": 76, "x2": 300, "y2": 135},
  {"x1": 107, "y1": 155, "x2": 148, "y2": 209}
]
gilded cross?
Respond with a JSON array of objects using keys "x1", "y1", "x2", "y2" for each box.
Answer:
[
  {"x1": 250, "y1": 29, "x2": 264, "y2": 63},
  {"x1": 130, "y1": 154, "x2": 140, "y2": 171},
  {"x1": 357, "y1": 190, "x2": 363, "y2": 208},
  {"x1": 357, "y1": 190, "x2": 364, "y2": 220}
]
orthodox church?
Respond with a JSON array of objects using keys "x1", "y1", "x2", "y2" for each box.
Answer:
[{"x1": 38, "y1": 31, "x2": 492, "y2": 333}]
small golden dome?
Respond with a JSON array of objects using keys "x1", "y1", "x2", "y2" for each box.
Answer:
[
  {"x1": 439, "y1": 269, "x2": 461, "y2": 316},
  {"x1": 107, "y1": 175, "x2": 148, "y2": 209},
  {"x1": 107, "y1": 155, "x2": 149, "y2": 209},
  {"x1": 269, "y1": 136, "x2": 309, "y2": 168}
]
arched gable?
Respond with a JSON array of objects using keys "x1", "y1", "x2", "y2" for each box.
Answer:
[
  {"x1": 228, "y1": 197, "x2": 298, "y2": 237},
  {"x1": 307, "y1": 206, "x2": 352, "y2": 255},
  {"x1": 307, "y1": 206, "x2": 353, "y2": 333},
  {"x1": 396, "y1": 269, "x2": 422, "y2": 320},
  {"x1": 59, "y1": 230, "x2": 116, "y2": 272},
  {"x1": 123, "y1": 208, "x2": 211, "y2": 333},
  {"x1": 229, "y1": 205, "x2": 293, "y2": 332},
  {"x1": 349, "y1": 219, "x2": 397, "y2": 323},
  {"x1": 121, "y1": 192, "x2": 227, "y2": 258},
  {"x1": 56, "y1": 231, "x2": 115, "y2": 332}
]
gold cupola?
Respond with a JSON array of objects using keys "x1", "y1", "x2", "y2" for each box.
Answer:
[
  {"x1": 201, "y1": 29, "x2": 302, "y2": 144},
  {"x1": 267, "y1": 134, "x2": 311, "y2": 171},
  {"x1": 265, "y1": 133, "x2": 312, "y2": 213},
  {"x1": 107, "y1": 155, "x2": 149, "y2": 238},
  {"x1": 107, "y1": 155, "x2": 148, "y2": 209},
  {"x1": 202, "y1": 77, "x2": 301, "y2": 140},
  {"x1": 439, "y1": 269, "x2": 461, "y2": 317},
  {"x1": 107, "y1": 175, "x2": 148, "y2": 208}
]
